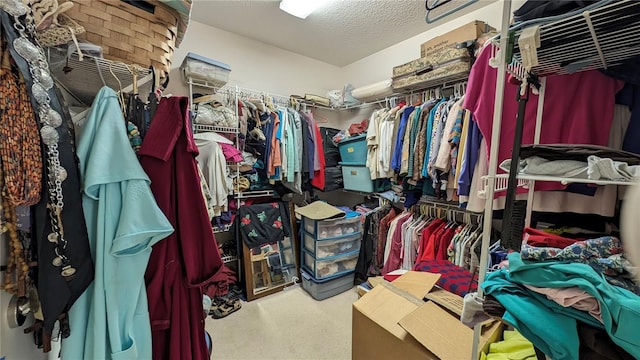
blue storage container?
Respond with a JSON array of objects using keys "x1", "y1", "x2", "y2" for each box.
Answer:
[
  {"x1": 337, "y1": 134, "x2": 367, "y2": 164},
  {"x1": 181, "y1": 52, "x2": 231, "y2": 87},
  {"x1": 301, "y1": 270, "x2": 354, "y2": 300},
  {"x1": 340, "y1": 163, "x2": 374, "y2": 193}
]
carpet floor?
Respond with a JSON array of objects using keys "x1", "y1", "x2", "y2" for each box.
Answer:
[{"x1": 205, "y1": 285, "x2": 358, "y2": 360}]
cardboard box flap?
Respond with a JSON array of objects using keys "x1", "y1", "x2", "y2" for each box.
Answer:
[
  {"x1": 399, "y1": 302, "x2": 475, "y2": 359},
  {"x1": 392, "y1": 271, "x2": 441, "y2": 300},
  {"x1": 399, "y1": 302, "x2": 501, "y2": 360},
  {"x1": 366, "y1": 276, "x2": 385, "y2": 288},
  {"x1": 353, "y1": 283, "x2": 424, "y2": 339},
  {"x1": 295, "y1": 201, "x2": 345, "y2": 220},
  {"x1": 425, "y1": 288, "x2": 464, "y2": 317}
]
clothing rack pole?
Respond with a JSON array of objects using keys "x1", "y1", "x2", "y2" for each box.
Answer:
[{"x1": 471, "y1": 0, "x2": 513, "y2": 358}]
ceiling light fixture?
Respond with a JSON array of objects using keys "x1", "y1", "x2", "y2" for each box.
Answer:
[{"x1": 279, "y1": 0, "x2": 327, "y2": 19}]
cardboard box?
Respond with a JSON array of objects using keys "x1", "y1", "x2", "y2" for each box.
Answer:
[
  {"x1": 421, "y1": 20, "x2": 495, "y2": 58},
  {"x1": 352, "y1": 272, "x2": 502, "y2": 360}
]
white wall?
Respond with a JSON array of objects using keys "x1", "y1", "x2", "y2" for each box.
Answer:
[{"x1": 165, "y1": 21, "x2": 344, "y2": 98}]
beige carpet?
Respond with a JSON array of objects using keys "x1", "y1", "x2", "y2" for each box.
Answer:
[{"x1": 206, "y1": 284, "x2": 358, "y2": 360}]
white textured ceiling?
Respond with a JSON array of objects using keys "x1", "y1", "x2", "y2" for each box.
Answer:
[{"x1": 191, "y1": 0, "x2": 492, "y2": 67}]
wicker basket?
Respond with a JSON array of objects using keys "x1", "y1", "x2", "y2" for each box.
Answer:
[{"x1": 63, "y1": 0, "x2": 178, "y2": 75}]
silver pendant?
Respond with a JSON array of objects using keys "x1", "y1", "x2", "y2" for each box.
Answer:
[
  {"x1": 13, "y1": 38, "x2": 43, "y2": 64},
  {"x1": 61, "y1": 265, "x2": 76, "y2": 280},
  {"x1": 33, "y1": 67, "x2": 53, "y2": 90},
  {"x1": 47, "y1": 232, "x2": 58, "y2": 243},
  {"x1": 47, "y1": 109, "x2": 62, "y2": 128},
  {"x1": 40, "y1": 125, "x2": 59, "y2": 146},
  {"x1": 0, "y1": 0, "x2": 26, "y2": 17},
  {"x1": 56, "y1": 166, "x2": 67, "y2": 182},
  {"x1": 32, "y1": 83, "x2": 48, "y2": 106},
  {"x1": 52, "y1": 256, "x2": 62, "y2": 267}
]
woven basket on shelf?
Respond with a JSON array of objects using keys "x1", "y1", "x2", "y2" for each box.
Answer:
[{"x1": 62, "y1": 0, "x2": 178, "y2": 75}]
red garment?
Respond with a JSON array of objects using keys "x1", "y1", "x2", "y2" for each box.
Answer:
[
  {"x1": 382, "y1": 213, "x2": 412, "y2": 274},
  {"x1": 139, "y1": 97, "x2": 225, "y2": 360},
  {"x1": 436, "y1": 227, "x2": 456, "y2": 261},
  {"x1": 523, "y1": 227, "x2": 580, "y2": 248},
  {"x1": 418, "y1": 219, "x2": 445, "y2": 262},
  {"x1": 377, "y1": 209, "x2": 397, "y2": 270},
  {"x1": 310, "y1": 121, "x2": 326, "y2": 190}
]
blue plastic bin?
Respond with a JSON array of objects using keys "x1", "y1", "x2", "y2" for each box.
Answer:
[{"x1": 338, "y1": 134, "x2": 367, "y2": 164}]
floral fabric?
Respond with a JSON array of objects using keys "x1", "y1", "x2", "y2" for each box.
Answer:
[
  {"x1": 237, "y1": 202, "x2": 291, "y2": 249},
  {"x1": 521, "y1": 236, "x2": 640, "y2": 294}
]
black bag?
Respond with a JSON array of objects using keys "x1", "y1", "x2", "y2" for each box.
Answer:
[{"x1": 320, "y1": 127, "x2": 341, "y2": 168}]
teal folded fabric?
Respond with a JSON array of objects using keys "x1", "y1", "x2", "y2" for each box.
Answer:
[
  {"x1": 508, "y1": 254, "x2": 640, "y2": 357},
  {"x1": 483, "y1": 253, "x2": 640, "y2": 360},
  {"x1": 483, "y1": 270, "x2": 580, "y2": 359}
]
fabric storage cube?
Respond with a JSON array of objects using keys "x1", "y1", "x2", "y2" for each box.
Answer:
[
  {"x1": 323, "y1": 166, "x2": 344, "y2": 192},
  {"x1": 302, "y1": 249, "x2": 359, "y2": 280},
  {"x1": 181, "y1": 52, "x2": 231, "y2": 87},
  {"x1": 303, "y1": 215, "x2": 362, "y2": 240},
  {"x1": 303, "y1": 232, "x2": 361, "y2": 259},
  {"x1": 338, "y1": 134, "x2": 368, "y2": 164},
  {"x1": 320, "y1": 127, "x2": 341, "y2": 167},
  {"x1": 340, "y1": 164, "x2": 374, "y2": 193},
  {"x1": 301, "y1": 270, "x2": 355, "y2": 300}
]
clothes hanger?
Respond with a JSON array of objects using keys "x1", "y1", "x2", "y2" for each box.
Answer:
[
  {"x1": 94, "y1": 57, "x2": 107, "y2": 87},
  {"x1": 108, "y1": 61, "x2": 127, "y2": 116}
]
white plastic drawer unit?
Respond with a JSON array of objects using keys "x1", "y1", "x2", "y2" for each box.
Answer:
[
  {"x1": 303, "y1": 232, "x2": 361, "y2": 260},
  {"x1": 302, "y1": 249, "x2": 359, "y2": 280},
  {"x1": 302, "y1": 215, "x2": 362, "y2": 240}
]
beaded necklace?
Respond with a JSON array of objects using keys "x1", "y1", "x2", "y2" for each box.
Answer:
[{"x1": 0, "y1": 33, "x2": 42, "y2": 207}]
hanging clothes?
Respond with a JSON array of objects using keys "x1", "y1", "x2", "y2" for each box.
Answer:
[
  {"x1": 138, "y1": 97, "x2": 225, "y2": 360},
  {"x1": 63, "y1": 87, "x2": 173, "y2": 360},
  {"x1": 194, "y1": 132, "x2": 230, "y2": 217}
]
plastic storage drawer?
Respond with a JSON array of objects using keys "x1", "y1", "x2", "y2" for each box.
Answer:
[
  {"x1": 303, "y1": 232, "x2": 361, "y2": 259},
  {"x1": 303, "y1": 216, "x2": 362, "y2": 240},
  {"x1": 301, "y1": 270, "x2": 354, "y2": 300},
  {"x1": 302, "y1": 249, "x2": 359, "y2": 280},
  {"x1": 337, "y1": 134, "x2": 367, "y2": 164},
  {"x1": 180, "y1": 52, "x2": 231, "y2": 87},
  {"x1": 340, "y1": 164, "x2": 374, "y2": 193}
]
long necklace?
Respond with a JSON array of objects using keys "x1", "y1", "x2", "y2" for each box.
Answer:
[
  {"x1": 0, "y1": 32, "x2": 42, "y2": 207},
  {"x1": 0, "y1": 0, "x2": 75, "y2": 280},
  {"x1": 0, "y1": 162, "x2": 29, "y2": 297}
]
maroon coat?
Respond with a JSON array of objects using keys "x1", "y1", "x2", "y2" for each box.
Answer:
[{"x1": 139, "y1": 97, "x2": 224, "y2": 360}]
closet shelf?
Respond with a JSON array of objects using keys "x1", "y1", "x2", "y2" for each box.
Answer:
[
  {"x1": 48, "y1": 47, "x2": 152, "y2": 105},
  {"x1": 221, "y1": 254, "x2": 238, "y2": 264},
  {"x1": 213, "y1": 224, "x2": 232, "y2": 233},
  {"x1": 193, "y1": 124, "x2": 240, "y2": 134},
  {"x1": 235, "y1": 190, "x2": 275, "y2": 199},
  {"x1": 510, "y1": 0, "x2": 640, "y2": 78},
  {"x1": 478, "y1": 173, "x2": 635, "y2": 199},
  {"x1": 187, "y1": 78, "x2": 229, "y2": 92}
]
